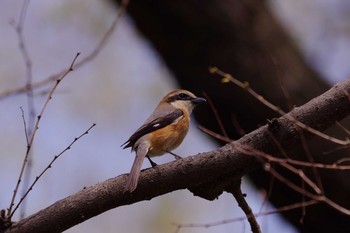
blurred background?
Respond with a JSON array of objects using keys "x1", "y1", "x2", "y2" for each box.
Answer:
[{"x1": 0, "y1": 0, "x2": 349, "y2": 232}]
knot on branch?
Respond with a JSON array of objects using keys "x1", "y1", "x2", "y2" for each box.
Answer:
[
  {"x1": 0, "y1": 209, "x2": 12, "y2": 231},
  {"x1": 267, "y1": 118, "x2": 281, "y2": 132}
]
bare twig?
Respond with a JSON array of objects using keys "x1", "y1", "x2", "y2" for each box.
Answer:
[
  {"x1": 173, "y1": 200, "x2": 318, "y2": 232},
  {"x1": 333, "y1": 157, "x2": 350, "y2": 165},
  {"x1": 11, "y1": 0, "x2": 35, "y2": 126},
  {"x1": 15, "y1": 0, "x2": 35, "y2": 125},
  {"x1": 4, "y1": 0, "x2": 129, "y2": 220},
  {"x1": 235, "y1": 142, "x2": 350, "y2": 171},
  {"x1": 227, "y1": 180, "x2": 262, "y2": 233},
  {"x1": 202, "y1": 92, "x2": 228, "y2": 138},
  {"x1": 19, "y1": 107, "x2": 29, "y2": 146},
  {"x1": 335, "y1": 121, "x2": 350, "y2": 136},
  {"x1": 209, "y1": 67, "x2": 350, "y2": 146},
  {"x1": 197, "y1": 125, "x2": 231, "y2": 143},
  {"x1": 231, "y1": 113, "x2": 246, "y2": 136},
  {"x1": 265, "y1": 130, "x2": 289, "y2": 159},
  {"x1": 258, "y1": 174, "x2": 275, "y2": 216},
  {"x1": 273, "y1": 57, "x2": 324, "y2": 193},
  {"x1": 0, "y1": 0, "x2": 129, "y2": 100},
  {"x1": 298, "y1": 129, "x2": 324, "y2": 194},
  {"x1": 267, "y1": 166, "x2": 350, "y2": 216},
  {"x1": 199, "y1": 124, "x2": 350, "y2": 208},
  {"x1": 12, "y1": 0, "x2": 37, "y2": 218},
  {"x1": 7, "y1": 53, "x2": 80, "y2": 217},
  {"x1": 198, "y1": 125, "x2": 350, "y2": 171},
  {"x1": 9, "y1": 123, "x2": 96, "y2": 218},
  {"x1": 8, "y1": 1, "x2": 34, "y2": 218},
  {"x1": 234, "y1": 142, "x2": 323, "y2": 195},
  {"x1": 300, "y1": 180, "x2": 306, "y2": 224}
]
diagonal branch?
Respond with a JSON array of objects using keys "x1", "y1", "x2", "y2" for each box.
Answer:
[{"x1": 3, "y1": 78, "x2": 350, "y2": 233}]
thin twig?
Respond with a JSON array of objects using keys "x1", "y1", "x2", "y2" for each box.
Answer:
[
  {"x1": 335, "y1": 121, "x2": 350, "y2": 136},
  {"x1": 7, "y1": 53, "x2": 80, "y2": 217},
  {"x1": 265, "y1": 130, "x2": 289, "y2": 158},
  {"x1": 298, "y1": 129, "x2": 324, "y2": 194},
  {"x1": 198, "y1": 126, "x2": 324, "y2": 204},
  {"x1": 199, "y1": 125, "x2": 350, "y2": 171},
  {"x1": 273, "y1": 56, "x2": 324, "y2": 193},
  {"x1": 258, "y1": 174, "x2": 275, "y2": 216},
  {"x1": 227, "y1": 180, "x2": 262, "y2": 233},
  {"x1": 322, "y1": 121, "x2": 350, "y2": 154},
  {"x1": 9, "y1": 123, "x2": 96, "y2": 218},
  {"x1": 197, "y1": 125, "x2": 231, "y2": 143},
  {"x1": 5, "y1": 0, "x2": 129, "y2": 219},
  {"x1": 231, "y1": 113, "x2": 246, "y2": 136},
  {"x1": 209, "y1": 67, "x2": 350, "y2": 146},
  {"x1": 8, "y1": 0, "x2": 35, "y2": 219},
  {"x1": 19, "y1": 107, "x2": 29, "y2": 146},
  {"x1": 11, "y1": 0, "x2": 35, "y2": 126},
  {"x1": 267, "y1": 166, "x2": 350, "y2": 216},
  {"x1": 300, "y1": 180, "x2": 306, "y2": 224},
  {"x1": 13, "y1": 0, "x2": 37, "y2": 219},
  {"x1": 0, "y1": 0, "x2": 129, "y2": 100},
  {"x1": 333, "y1": 157, "x2": 350, "y2": 165},
  {"x1": 199, "y1": 125, "x2": 350, "y2": 208},
  {"x1": 15, "y1": 0, "x2": 35, "y2": 126},
  {"x1": 202, "y1": 92, "x2": 229, "y2": 138},
  {"x1": 173, "y1": 200, "x2": 318, "y2": 232}
]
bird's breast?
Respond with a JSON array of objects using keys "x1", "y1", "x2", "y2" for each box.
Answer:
[{"x1": 148, "y1": 115, "x2": 190, "y2": 156}]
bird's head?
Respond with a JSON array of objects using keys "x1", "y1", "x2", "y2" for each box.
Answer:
[{"x1": 163, "y1": 90, "x2": 206, "y2": 114}]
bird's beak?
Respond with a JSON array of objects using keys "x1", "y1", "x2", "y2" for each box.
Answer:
[{"x1": 191, "y1": 97, "x2": 207, "y2": 105}]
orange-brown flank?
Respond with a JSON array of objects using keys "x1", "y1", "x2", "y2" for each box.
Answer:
[{"x1": 148, "y1": 110, "x2": 190, "y2": 156}]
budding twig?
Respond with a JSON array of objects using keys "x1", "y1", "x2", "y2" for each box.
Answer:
[
  {"x1": 7, "y1": 53, "x2": 80, "y2": 217},
  {"x1": 209, "y1": 67, "x2": 350, "y2": 146},
  {"x1": 9, "y1": 123, "x2": 96, "y2": 218}
]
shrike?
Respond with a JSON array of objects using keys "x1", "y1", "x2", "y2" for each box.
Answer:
[{"x1": 122, "y1": 90, "x2": 206, "y2": 192}]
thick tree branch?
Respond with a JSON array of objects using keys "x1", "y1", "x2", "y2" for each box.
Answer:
[{"x1": 3, "y1": 78, "x2": 350, "y2": 233}]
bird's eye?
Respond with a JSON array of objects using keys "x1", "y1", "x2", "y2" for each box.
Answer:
[{"x1": 178, "y1": 93, "x2": 189, "y2": 100}]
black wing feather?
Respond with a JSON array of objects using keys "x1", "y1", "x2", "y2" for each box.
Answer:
[{"x1": 121, "y1": 109, "x2": 183, "y2": 149}]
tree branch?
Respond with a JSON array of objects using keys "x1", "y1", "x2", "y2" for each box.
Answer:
[
  {"x1": 226, "y1": 179, "x2": 262, "y2": 233},
  {"x1": 3, "y1": 78, "x2": 350, "y2": 233}
]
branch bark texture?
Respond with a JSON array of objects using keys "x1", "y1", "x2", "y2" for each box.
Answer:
[{"x1": 4, "y1": 79, "x2": 350, "y2": 233}]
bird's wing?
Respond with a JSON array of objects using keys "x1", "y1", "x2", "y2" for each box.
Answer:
[{"x1": 121, "y1": 109, "x2": 183, "y2": 149}]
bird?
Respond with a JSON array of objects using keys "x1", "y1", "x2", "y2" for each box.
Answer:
[{"x1": 121, "y1": 89, "x2": 206, "y2": 192}]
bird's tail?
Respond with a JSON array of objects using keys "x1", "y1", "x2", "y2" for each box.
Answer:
[{"x1": 124, "y1": 145, "x2": 148, "y2": 192}]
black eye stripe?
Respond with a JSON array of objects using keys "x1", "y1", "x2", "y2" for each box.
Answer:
[
  {"x1": 166, "y1": 92, "x2": 193, "y2": 102},
  {"x1": 178, "y1": 93, "x2": 190, "y2": 100}
]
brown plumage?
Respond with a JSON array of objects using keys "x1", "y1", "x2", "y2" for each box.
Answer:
[{"x1": 122, "y1": 90, "x2": 206, "y2": 192}]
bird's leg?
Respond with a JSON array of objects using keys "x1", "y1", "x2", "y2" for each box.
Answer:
[
  {"x1": 166, "y1": 150, "x2": 182, "y2": 160},
  {"x1": 146, "y1": 156, "x2": 158, "y2": 167}
]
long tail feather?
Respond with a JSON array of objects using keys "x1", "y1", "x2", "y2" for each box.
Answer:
[{"x1": 124, "y1": 146, "x2": 148, "y2": 192}]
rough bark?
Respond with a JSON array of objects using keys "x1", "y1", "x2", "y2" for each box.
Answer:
[{"x1": 3, "y1": 76, "x2": 350, "y2": 233}]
